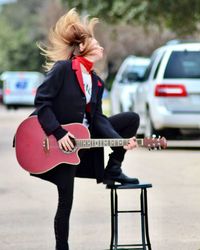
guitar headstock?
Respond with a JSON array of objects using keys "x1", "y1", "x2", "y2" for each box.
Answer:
[{"x1": 143, "y1": 135, "x2": 167, "y2": 150}]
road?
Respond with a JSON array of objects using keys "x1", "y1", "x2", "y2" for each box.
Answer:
[{"x1": 0, "y1": 105, "x2": 200, "y2": 250}]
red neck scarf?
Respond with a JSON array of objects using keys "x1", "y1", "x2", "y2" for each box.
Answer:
[{"x1": 76, "y1": 56, "x2": 93, "y2": 73}]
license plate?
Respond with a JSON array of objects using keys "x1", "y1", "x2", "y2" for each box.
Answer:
[{"x1": 15, "y1": 80, "x2": 28, "y2": 89}]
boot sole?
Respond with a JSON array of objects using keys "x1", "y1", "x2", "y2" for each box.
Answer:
[
  {"x1": 103, "y1": 178, "x2": 139, "y2": 185},
  {"x1": 103, "y1": 179, "x2": 115, "y2": 185}
]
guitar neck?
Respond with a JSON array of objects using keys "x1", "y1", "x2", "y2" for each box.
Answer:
[{"x1": 75, "y1": 138, "x2": 143, "y2": 148}]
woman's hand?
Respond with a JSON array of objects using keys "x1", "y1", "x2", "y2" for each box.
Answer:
[
  {"x1": 58, "y1": 132, "x2": 75, "y2": 151},
  {"x1": 123, "y1": 137, "x2": 137, "y2": 150}
]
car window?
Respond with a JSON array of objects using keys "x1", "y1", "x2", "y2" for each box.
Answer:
[
  {"x1": 120, "y1": 64, "x2": 148, "y2": 83},
  {"x1": 153, "y1": 52, "x2": 165, "y2": 79},
  {"x1": 164, "y1": 51, "x2": 200, "y2": 78},
  {"x1": 142, "y1": 53, "x2": 158, "y2": 81}
]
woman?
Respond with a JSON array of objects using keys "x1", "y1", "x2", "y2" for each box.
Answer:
[{"x1": 32, "y1": 8, "x2": 140, "y2": 250}]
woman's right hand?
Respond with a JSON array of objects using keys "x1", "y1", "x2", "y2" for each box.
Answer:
[{"x1": 58, "y1": 132, "x2": 75, "y2": 151}]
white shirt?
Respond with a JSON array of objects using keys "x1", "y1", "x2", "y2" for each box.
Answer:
[{"x1": 82, "y1": 72, "x2": 92, "y2": 127}]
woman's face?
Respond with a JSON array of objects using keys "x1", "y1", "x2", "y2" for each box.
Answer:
[
  {"x1": 80, "y1": 38, "x2": 104, "y2": 62},
  {"x1": 89, "y1": 38, "x2": 104, "y2": 61}
]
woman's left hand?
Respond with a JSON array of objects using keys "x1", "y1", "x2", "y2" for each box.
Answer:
[{"x1": 123, "y1": 137, "x2": 137, "y2": 150}]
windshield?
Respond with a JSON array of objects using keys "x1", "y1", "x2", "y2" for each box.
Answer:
[{"x1": 164, "y1": 51, "x2": 200, "y2": 78}]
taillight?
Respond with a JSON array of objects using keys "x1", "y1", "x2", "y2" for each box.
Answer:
[
  {"x1": 155, "y1": 84, "x2": 187, "y2": 97},
  {"x1": 32, "y1": 88, "x2": 37, "y2": 95},
  {"x1": 5, "y1": 88, "x2": 11, "y2": 95}
]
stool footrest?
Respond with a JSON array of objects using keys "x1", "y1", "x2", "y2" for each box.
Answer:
[
  {"x1": 111, "y1": 248, "x2": 145, "y2": 250},
  {"x1": 117, "y1": 210, "x2": 141, "y2": 213},
  {"x1": 117, "y1": 243, "x2": 149, "y2": 247}
]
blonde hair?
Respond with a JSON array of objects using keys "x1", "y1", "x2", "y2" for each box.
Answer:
[{"x1": 38, "y1": 8, "x2": 99, "y2": 71}]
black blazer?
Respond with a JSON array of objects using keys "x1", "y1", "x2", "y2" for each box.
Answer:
[{"x1": 32, "y1": 59, "x2": 121, "y2": 183}]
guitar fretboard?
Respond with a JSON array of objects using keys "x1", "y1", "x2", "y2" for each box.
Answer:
[{"x1": 75, "y1": 138, "x2": 143, "y2": 148}]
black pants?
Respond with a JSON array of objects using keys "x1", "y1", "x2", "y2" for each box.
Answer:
[
  {"x1": 54, "y1": 112, "x2": 139, "y2": 250},
  {"x1": 55, "y1": 166, "x2": 76, "y2": 250}
]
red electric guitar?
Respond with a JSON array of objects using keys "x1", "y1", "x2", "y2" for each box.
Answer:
[{"x1": 15, "y1": 116, "x2": 167, "y2": 174}]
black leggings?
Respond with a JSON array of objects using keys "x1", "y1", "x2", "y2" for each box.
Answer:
[
  {"x1": 54, "y1": 112, "x2": 139, "y2": 250},
  {"x1": 108, "y1": 112, "x2": 139, "y2": 162},
  {"x1": 54, "y1": 166, "x2": 76, "y2": 250}
]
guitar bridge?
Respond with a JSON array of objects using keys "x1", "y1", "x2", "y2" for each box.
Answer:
[{"x1": 43, "y1": 137, "x2": 50, "y2": 152}]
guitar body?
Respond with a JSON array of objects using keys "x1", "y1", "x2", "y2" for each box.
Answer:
[
  {"x1": 15, "y1": 116, "x2": 90, "y2": 174},
  {"x1": 15, "y1": 116, "x2": 167, "y2": 174}
]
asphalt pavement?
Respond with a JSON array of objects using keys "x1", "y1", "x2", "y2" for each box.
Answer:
[{"x1": 0, "y1": 106, "x2": 200, "y2": 250}]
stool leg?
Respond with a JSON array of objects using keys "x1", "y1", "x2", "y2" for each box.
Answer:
[
  {"x1": 140, "y1": 189, "x2": 147, "y2": 249},
  {"x1": 110, "y1": 189, "x2": 114, "y2": 250},
  {"x1": 144, "y1": 188, "x2": 152, "y2": 250},
  {"x1": 114, "y1": 189, "x2": 118, "y2": 250}
]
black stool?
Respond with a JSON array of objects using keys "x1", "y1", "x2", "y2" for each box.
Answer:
[{"x1": 106, "y1": 183, "x2": 152, "y2": 250}]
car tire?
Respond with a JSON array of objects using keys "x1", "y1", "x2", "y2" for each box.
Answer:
[
  {"x1": 144, "y1": 109, "x2": 156, "y2": 137},
  {"x1": 13, "y1": 105, "x2": 18, "y2": 110},
  {"x1": 161, "y1": 128, "x2": 181, "y2": 139},
  {"x1": 6, "y1": 105, "x2": 12, "y2": 110},
  {"x1": 120, "y1": 102, "x2": 123, "y2": 113},
  {"x1": 131, "y1": 101, "x2": 135, "y2": 112}
]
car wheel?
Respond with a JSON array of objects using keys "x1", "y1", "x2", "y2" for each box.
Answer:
[
  {"x1": 13, "y1": 105, "x2": 18, "y2": 110},
  {"x1": 6, "y1": 105, "x2": 12, "y2": 110},
  {"x1": 131, "y1": 101, "x2": 135, "y2": 112},
  {"x1": 120, "y1": 102, "x2": 123, "y2": 113},
  {"x1": 144, "y1": 109, "x2": 156, "y2": 137},
  {"x1": 161, "y1": 128, "x2": 181, "y2": 139}
]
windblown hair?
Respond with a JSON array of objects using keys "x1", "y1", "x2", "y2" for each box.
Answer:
[{"x1": 38, "y1": 8, "x2": 99, "y2": 71}]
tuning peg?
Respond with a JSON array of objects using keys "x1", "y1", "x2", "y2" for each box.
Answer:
[{"x1": 152, "y1": 134, "x2": 156, "y2": 139}]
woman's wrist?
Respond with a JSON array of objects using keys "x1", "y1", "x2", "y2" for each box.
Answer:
[{"x1": 53, "y1": 126, "x2": 68, "y2": 140}]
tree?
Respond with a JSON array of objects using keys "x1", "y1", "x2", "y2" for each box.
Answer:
[
  {"x1": 63, "y1": 0, "x2": 200, "y2": 35},
  {"x1": 0, "y1": 0, "x2": 45, "y2": 72}
]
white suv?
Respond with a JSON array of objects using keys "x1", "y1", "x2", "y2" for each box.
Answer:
[
  {"x1": 110, "y1": 56, "x2": 150, "y2": 114},
  {"x1": 134, "y1": 42, "x2": 200, "y2": 137}
]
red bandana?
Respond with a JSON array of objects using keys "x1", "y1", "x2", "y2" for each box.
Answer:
[{"x1": 76, "y1": 56, "x2": 93, "y2": 73}]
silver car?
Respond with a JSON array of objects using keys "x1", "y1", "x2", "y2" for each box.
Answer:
[
  {"x1": 134, "y1": 42, "x2": 200, "y2": 137},
  {"x1": 110, "y1": 56, "x2": 150, "y2": 114}
]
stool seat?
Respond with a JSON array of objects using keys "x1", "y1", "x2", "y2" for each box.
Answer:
[
  {"x1": 106, "y1": 182, "x2": 152, "y2": 250},
  {"x1": 106, "y1": 183, "x2": 152, "y2": 189}
]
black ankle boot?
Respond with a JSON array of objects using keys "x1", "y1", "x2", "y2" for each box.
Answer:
[{"x1": 103, "y1": 158, "x2": 139, "y2": 185}]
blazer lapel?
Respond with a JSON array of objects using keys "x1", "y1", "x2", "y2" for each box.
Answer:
[
  {"x1": 72, "y1": 59, "x2": 85, "y2": 95},
  {"x1": 91, "y1": 73, "x2": 98, "y2": 103}
]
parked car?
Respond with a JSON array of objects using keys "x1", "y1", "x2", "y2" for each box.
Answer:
[
  {"x1": 110, "y1": 56, "x2": 150, "y2": 114},
  {"x1": 102, "y1": 88, "x2": 111, "y2": 116},
  {"x1": 0, "y1": 77, "x2": 3, "y2": 103},
  {"x1": 1, "y1": 71, "x2": 44, "y2": 109},
  {"x1": 0, "y1": 88, "x2": 3, "y2": 103},
  {"x1": 134, "y1": 42, "x2": 200, "y2": 137}
]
